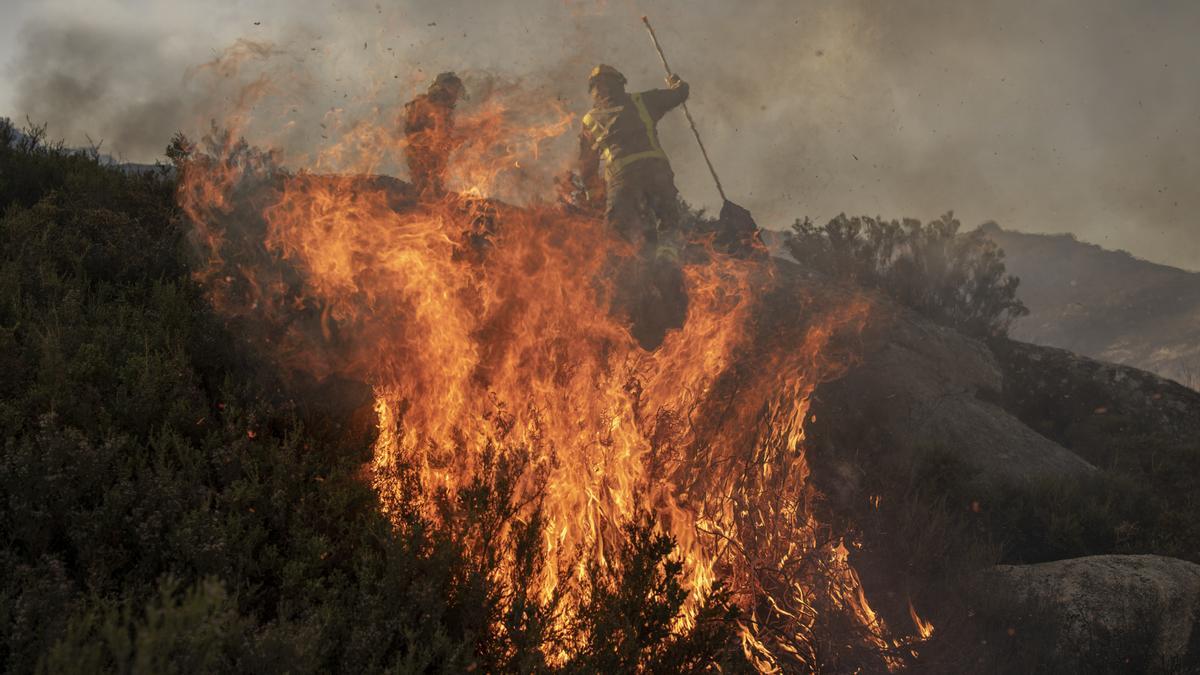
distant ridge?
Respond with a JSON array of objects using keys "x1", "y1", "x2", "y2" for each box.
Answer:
[{"x1": 979, "y1": 223, "x2": 1200, "y2": 386}]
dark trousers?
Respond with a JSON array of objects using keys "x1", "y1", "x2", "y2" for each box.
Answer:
[
  {"x1": 603, "y1": 159, "x2": 687, "y2": 350},
  {"x1": 604, "y1": 159, "x2": 681, "y2": 251}
]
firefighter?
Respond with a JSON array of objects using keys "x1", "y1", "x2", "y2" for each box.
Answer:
[
  {"x1": 403, "y1": 72, "x2": 465, "y2": 198},
  {"x1": 578, "y1": 64, "x2": 689, "y2": 349},
  {"x1": 578, "y1": 64, "x2": 689, "y2": 253}
]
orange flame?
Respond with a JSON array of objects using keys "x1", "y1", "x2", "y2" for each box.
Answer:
[
  {"x1": 908, "y1": 598, "x2": 935, "y2": 640},
  {"x1": 178, "y1": 76, "x2": 911, "y2": 671}
]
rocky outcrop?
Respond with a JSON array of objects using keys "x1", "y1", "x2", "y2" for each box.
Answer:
[
  {"x1": 765, "y1": 263, "x2": 1200, "y2": 672},
  {"x1": 975, "y1": 555, "x2": 1200, "y2": 672},
  {"x1": 802, "y1": 279, "x2": 1095, "y2": 492}
]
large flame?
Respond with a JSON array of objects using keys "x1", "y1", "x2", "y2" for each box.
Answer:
[{"x1": 177, "y1": 75, "x2": 918, "y2": 671}]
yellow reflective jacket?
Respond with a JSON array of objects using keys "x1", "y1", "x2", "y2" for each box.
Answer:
[{"x1": 578, "y1": 82, "x2": 689, "y2": 188}]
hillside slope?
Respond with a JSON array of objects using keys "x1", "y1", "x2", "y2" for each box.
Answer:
[
  {"x1": 5, "y1": 121, "x2": 1197, "y2": 671},
  {"x1": 980, "y1": 223, "x2": 1200, "y2": 385}
]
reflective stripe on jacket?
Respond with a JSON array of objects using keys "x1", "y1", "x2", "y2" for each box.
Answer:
[
  {"x1": 582, "y1": 93, "x2": 666, "y2": 173},
  {"x1": 578, "y1": 82, "x2": 689, "y2": 184}
]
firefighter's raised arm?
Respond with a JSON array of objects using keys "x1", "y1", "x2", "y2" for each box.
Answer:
[{"x1": 640, "y1": 74, "x2": 689, "y2": 121}]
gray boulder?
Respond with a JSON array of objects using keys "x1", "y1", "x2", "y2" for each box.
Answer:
[
  {"x1": 976, "y1": 555, "x2": 1200, "y2": 672},
  {"x1": 805, "y1": 287, "x2": 1095, "y2": 492}
]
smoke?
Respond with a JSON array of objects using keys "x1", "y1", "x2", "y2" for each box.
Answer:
[
  {"x1": 4, "y1": 0, "x2": 1199, "y2": 269},
  {"x1": 10, "y1": 19, "x2": 184, "y2": 160}
]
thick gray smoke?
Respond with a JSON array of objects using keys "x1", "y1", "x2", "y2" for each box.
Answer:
[
  {"x1": 10, "y1": 19, "x2": 191, "y2": 161},
  {"x1": 4, "y1": 0, "x2": 1199, "y2": 270}
]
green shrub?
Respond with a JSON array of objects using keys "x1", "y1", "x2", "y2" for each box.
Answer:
[{"x1": 786, "y1": 213, "x2": 1028, "y2": 337}]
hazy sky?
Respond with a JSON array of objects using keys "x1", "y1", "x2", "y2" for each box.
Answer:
[{"x1": 3, "y1": 0, "x2": 1198, "y2": 270}]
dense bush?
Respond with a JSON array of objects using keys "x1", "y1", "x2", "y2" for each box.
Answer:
[
  {"x1": 786, "y1": 213, "x2": 1028, "y2": 337},
  {"x1": 0, "y1": 119, "x2": 744, "y2": 673}
]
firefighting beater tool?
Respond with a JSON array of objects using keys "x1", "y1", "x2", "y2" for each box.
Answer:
[{"x1": 641, "y1": 15, "x2": 760, "y2": 251}]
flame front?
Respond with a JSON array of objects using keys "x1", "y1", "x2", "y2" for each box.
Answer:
[{"x1": 178, "y1": 81, "x2": 912, "y2": 671}]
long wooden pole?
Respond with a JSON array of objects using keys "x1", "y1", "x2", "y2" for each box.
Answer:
[{"x1": 641, "y1": 15, "x2": 727, "y2": 203}]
